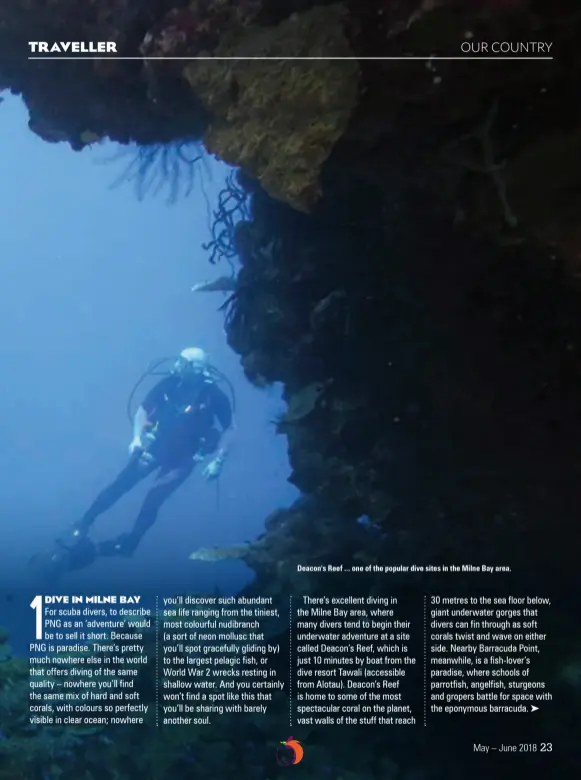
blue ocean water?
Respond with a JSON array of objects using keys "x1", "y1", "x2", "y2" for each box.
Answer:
[{"x1": 0, "y1": 95, "x2": 298, "y2": 652}]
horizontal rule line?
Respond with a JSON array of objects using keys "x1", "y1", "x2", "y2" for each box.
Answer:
[{"x1": 26, "y1": 55, "x2": 554, "y2": 61}]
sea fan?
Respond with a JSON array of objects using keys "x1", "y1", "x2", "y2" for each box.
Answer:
[{"x1": 98, "y1": 139, "x2": 204, "y2": 203}]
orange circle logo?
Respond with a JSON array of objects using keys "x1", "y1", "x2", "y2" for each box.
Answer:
[{"x1": 276, "y1": 737, "x2": 304, "y2": 765}]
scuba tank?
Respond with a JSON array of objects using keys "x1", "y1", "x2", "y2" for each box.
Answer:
[
  {"x1": 126, "y1": 356, "x2": 236, "y2": 424},
  {"x1": 127, "y1": 356, "x2": 236, "y2": 466}
]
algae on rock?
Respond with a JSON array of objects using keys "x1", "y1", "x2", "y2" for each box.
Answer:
[{"x1": 183, "y1": 4, "x2": 360, "y2": 212}]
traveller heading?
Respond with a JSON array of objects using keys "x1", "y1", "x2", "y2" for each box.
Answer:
[{"x1": 28, "y1": 42, "x2": 117, "y2": 54}]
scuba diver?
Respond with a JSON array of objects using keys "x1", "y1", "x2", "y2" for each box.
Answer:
[{"x1": 34, "y1": 347, "x2": 235, "y2": 580}]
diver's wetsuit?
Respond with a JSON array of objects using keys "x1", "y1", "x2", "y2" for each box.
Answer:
[{"x1": 75, "y1": 374, "x2": 232, "y2": 558}]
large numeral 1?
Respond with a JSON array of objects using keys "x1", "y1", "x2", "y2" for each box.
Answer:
[{"x1": 30, "y1": 595, "x2": 43, "y2": 640}]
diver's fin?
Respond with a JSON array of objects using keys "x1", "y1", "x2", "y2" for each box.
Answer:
[
  {"x1": 29, "y1": 536, "x2": 97, "y2": 585},
  {"x1": 29, "y1": 546, "x2": 68, "y2": 587}
]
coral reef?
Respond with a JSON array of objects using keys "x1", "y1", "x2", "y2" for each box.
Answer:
[
  {"x1": 140, "y1": 0, "x2": 263, "y2": 59},
  {"x1": 209, "y1": 148, "x2": 581, "y2": 774},
  {"x1": 222, "y1": 159, "x2": 581, "y2": 575},
  {"x1": 183, "y1": 4, "x2": 360, "y2": 211},
  {"x1": 0, "y1": 0, "x2": 209, "y2": 149}
]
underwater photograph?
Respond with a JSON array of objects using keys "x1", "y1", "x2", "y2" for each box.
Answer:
[{"x1": 0, "y1": 1, "x2": 580, "y2": 779}]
